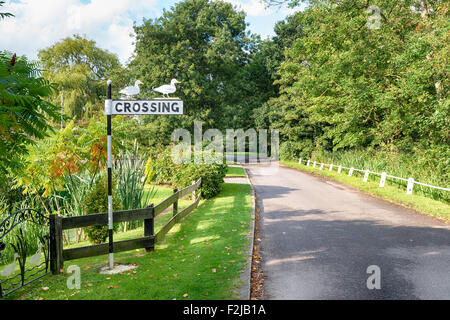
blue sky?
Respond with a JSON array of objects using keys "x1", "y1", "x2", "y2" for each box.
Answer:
[{"x1": 1, "y1": 0, "x2": 304, "y2": 64}]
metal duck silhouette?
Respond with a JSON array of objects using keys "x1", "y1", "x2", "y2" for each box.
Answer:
[{"x1": 153, "y1": 79, "x2": 180, "y2": 98}]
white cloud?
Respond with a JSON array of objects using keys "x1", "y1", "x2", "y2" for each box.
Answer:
[
  {"x1": 0, "y1": 0, "x2": 157, "y2": 64},
  {"x1": 224, "y1": 0, "x2": 272, "y2": 17}
]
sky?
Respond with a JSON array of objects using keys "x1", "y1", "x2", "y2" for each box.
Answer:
[{"x1": 0, "y1": 0, "x2": 304, "y2": 65}]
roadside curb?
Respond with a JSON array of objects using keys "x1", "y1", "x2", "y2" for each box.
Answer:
[{"x1": 239, "y1": 165, "x2": 256, "y2": 300}]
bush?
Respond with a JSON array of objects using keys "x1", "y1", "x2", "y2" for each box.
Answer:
[
  {"x1": 150, "y1": 146, "x2": 177, "y2": 185},
  {"x1": 147, "y1": 146, "x2": 227, "y2": 199},
  {"x1": 174, "y1": 162, "x2": 227, "y2": 199},
  {"x1": 280, "y1": 140, "x2": 314, "y2": 161},
  {"x1": 84, "y1": 174, "x2": 122, "y2": 244}
]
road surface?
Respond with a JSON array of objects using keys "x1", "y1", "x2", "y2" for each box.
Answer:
[{"x1": 246, "y1": 163, "x2": 450, "y2": 300}]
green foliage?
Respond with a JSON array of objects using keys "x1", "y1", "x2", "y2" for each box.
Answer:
[
  {"x1": 149, "y1": 146, "x2": 178, "y2": 185},
  {"x1": 115, "y1": 144, "x2": 156, "y2": 231},
  {"x1": 232, "y1": 39, "x2": 280, "y2": 130},
  {"x1": 84, "y1": 174, "x2": 121, "y2": 244},
  {"x1": 116, "y1": 145, "x2": 153, "y2": 211},
  {"x1": 146, "y1": 146, "x2": 227, "y2": 199},
  {"x1": 0, "y1": 1, "x2": 13, "y2": 19},
  {"x1": 174, "y1": 161, "x2": 227, "y2": 199},
  {"x1": 38, "y1": 35, "x2": 123, "y2": 120},
  {"x1": 310, "y1": 148, "x2": 449, "y2": 202},
  {"x1": 131, "y1": 0, "x2": 255, "y2": 139},
  {"x1": 0, "y1": 52, "x2": 59, "y2": 178},
  {"x1": 13, "y1": 117, "x2": 128, "y2": 246},
  {"x1": 266, "y1": 0, "x2": 449, "y2": 199},
  {"x1": 3, "y1": 183, "x2": 253, "y2": 300},
  {"x1": 0, "y1": 197, "x2": 48, "y2": 265}
]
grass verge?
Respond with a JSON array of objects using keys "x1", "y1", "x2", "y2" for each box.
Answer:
[
  {"x1": 282, "y1": 160, "x2": 450, "y2": 222},
  {"x1": 226, "y1": 166, "x2": 246, "y2": 177},
  {"x1": 4, "y1": 183, "x2": 253, "y2": 300}
]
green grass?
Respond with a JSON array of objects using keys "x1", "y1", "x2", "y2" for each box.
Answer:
[
  {"x1": 282, "y1": 160, "x2": 450, "y2": 222},
  {"x1": 226, "y1": 166, "x2": 246, "y2": 177},
  {"x1": 3, "y1": 183, "x2": 253, "y2": 300},
  {"x1": 146, "y1": 185, "x2": 194, "y2": 212}
]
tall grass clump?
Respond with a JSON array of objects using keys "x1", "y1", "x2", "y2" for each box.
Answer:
[
  {"x1": 309, "y1": 149, "x2": 449, "y2": 203},
  {"x1": 115, "y1": 144, "x2": 156, "y2": 232}
]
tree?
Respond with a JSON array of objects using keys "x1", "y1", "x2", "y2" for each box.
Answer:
[
  {"x1": 130, "y1": 0, "x2": 254, "y2": 143},
  {"x1": 251, "y1": 11, "x2": 305, "y2": 130},
  {"x1": 0, "y1": 0, "x2": 13, "y2": 19},
  {"x1": 38, "y1": 35, "x2": 123, "y2": 121},
  {"x1": 0, "y1": 52, "x2": 59, "y2": 178},
  {"x1": 264, "y1": 0, "x2": 449, "y2": 186},
  {"x1": 14, "y1": 117, "x2": 126, "y2": 215}
]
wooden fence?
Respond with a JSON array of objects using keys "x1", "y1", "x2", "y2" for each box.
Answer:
[{"x1": 49, "y1": 178, "x2": 202, "y2": 274}]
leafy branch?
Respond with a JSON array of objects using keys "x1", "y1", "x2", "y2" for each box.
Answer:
[{"x1": 0, "y1": 1, "x2": 13, "y2": 20}]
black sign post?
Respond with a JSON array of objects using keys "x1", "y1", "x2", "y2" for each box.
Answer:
[{"x1": 104, "y1": 80, "x2": 183, "y2": 269}]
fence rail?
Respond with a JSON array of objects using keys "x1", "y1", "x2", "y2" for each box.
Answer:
[
  {"x1": 62, "y1": 237, "x2": 155, "y2": 261},
  {"x1": 156, "y1": 196, "x2": 201, "y2": 243},
  {"x1": 50, "y1": 178, "x2": 202, "y2": 273},
  {"x1": 298, "y1": 158, "x2": 450, "y2": 195}
]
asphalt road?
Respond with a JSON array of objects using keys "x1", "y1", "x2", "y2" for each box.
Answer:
[{"x1": 246, "y1": 163, "x2": 450, "y2": 300}]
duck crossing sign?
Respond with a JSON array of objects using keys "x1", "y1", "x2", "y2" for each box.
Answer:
[
  {"x1": 103, "y1": 80, "x2": 184, "y2": 270},
  {"x1": 108, "y1": 99, "x2": 183, "y2": 115}
]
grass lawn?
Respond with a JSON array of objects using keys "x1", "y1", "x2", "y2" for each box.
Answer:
[
  {"x1": 226, "y1": 166, "x2": 246, "y2": 177},
  {"x1": 3, "y1": 183, "x2": 253, "y2": 300},
  {"x1": 282, "y1": 160, "x2": 450, "y2": 222}
]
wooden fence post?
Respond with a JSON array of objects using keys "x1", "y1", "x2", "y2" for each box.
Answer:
[
  {"x1": 338, "y1": 165, "x2": 342, "y2": 173},
  {"x1": 329, "y1": 164, "x2": 333, "y2": 172},
  {"x1": 173, "y1": 189, "x2": 179, "y2": 217},
  {"x1": 307, "y1": 160, "x2": 310, "y2": 166},
  {"x1": 313, "y1": 161, "x2": 317, "y2": 168},
  {"x1": 320, "y1": 163, "x2": 324, "y2": 170},
  {"x1": 192, "y1": 181, "x2": 196, "y2": 202},
  {"x1": 49, "y1": 214, "x2": 63, "y2": 274},
  {"x1": 144, "y1": 204, "x2": 155, "y2": 252},
  {"x1": 299, "y1": 158, "x2": 302, "y2": 165}
]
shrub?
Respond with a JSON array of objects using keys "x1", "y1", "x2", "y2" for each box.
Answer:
[
  {"x1": 147, "y1": 146, "x2": 227, "y2": 199},
  {"x1": 84, "y1": 174, "x2": 122, "y2": 244},
  {"x1": 150, "y1": 146, "x2": 177, "y2": 185},
  {"x1": 280, "y1": 140, "x2": 314, "y2": 161},
  {"x1": 174, "y1": 162, "x2": 227, "y2": 199}
]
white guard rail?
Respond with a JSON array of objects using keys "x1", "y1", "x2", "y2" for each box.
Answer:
[{"x1": 298, "y1": 158, "x2": 450, "y2": 195}]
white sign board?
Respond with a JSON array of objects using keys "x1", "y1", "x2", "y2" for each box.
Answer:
[{"x1": 110, "y1": 99, "x2": 184, "y2": 115}]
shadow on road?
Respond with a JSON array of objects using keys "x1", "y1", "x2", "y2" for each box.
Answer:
[{"x1": 257, "y1": 206, "x2": 450, "y2": 300}]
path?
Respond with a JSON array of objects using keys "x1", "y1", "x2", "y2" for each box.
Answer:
[{"x1": 246, "y1": 163, "x2": 450, "y2": 300}]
